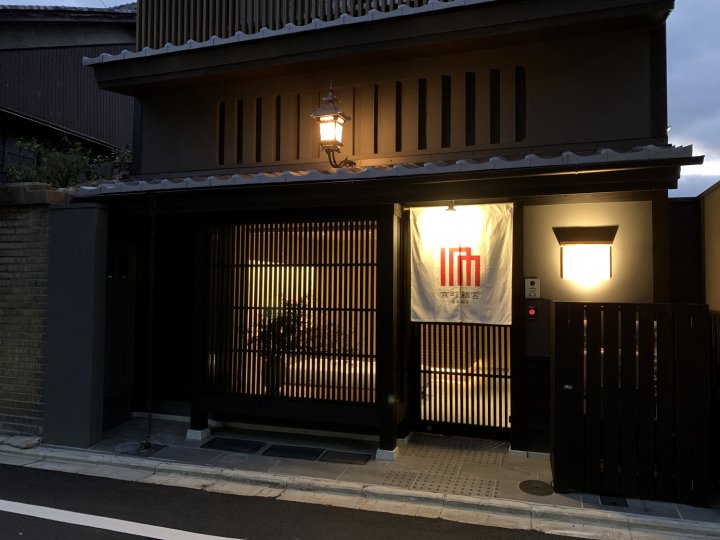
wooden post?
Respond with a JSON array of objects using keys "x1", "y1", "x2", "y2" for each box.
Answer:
[
  {"x1": 377, "y1": 204, "x2": 401, "y2": 453},
  {"x1": 190, "y1": 222, "x2": 209, "y2": 433}
]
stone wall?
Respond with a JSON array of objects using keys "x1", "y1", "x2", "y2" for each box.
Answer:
[{"x1": 0, "y1": 183, "x2": 65, "y2": 435}]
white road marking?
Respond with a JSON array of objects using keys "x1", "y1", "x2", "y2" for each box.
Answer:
[{"x1": 0, "y1": 499, "x2": 244, "y2": 540}]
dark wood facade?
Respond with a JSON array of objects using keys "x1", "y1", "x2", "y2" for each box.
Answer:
[
  {"x1": 71, "y1": 0, "x2": 711, "y2": 487},
  {"x1": 0, "y1": 7, "x2": 135, "y2": 182}
]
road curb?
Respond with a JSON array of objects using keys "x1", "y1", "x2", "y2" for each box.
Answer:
[{"x1": 2, "y1": 445, "x2": 719, "y2": 538}]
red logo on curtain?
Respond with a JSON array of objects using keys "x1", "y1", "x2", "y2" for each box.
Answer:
[{"x1": 440, "y1": 247, "x2": 481, "y2": 286}]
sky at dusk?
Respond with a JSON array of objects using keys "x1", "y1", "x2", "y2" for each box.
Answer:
[{"x1": 6, "y1": 0, "x2": 719, "y2": 196}]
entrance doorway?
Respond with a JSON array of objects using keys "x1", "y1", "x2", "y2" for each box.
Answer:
[{"x1": 413, "y1": 321, "x2": 511, "y2": 438}]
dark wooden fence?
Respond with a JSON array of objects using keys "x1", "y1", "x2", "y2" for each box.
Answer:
[
  {"x1": 415, "y1": 322, "x2": 510, "y2": 436},
  {"x1": 712, "y1": 311, "x2": 720, "y2": 487},
  {"x1": 553, "y1": 303, "x2": 712, "y2": 505}
]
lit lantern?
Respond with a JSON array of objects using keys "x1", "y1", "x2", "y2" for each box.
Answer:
[{"x1": 310, "y1": 86, "x2": 354, "y2": 168}]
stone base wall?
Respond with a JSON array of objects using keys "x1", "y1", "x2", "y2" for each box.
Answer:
[{"x1": 0, "y1": 183, "x2": 65, "y2": 436}]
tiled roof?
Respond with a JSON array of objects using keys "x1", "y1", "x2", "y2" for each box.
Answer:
[
  {"x1": 83, "y1": 0, "x2": 494, "y2": 66},
  {"x1": 72, "y1": 145, "x2": 698, "y2": 197},
  {"x1": 0, "y1": 5, "x2": 135, "y2": 13}
]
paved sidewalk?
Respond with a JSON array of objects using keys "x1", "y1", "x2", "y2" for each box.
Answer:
[{"x1": 2, "y1": 418, "x2": 719, "y2": 539}]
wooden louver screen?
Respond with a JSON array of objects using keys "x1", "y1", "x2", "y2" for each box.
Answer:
[
  {"x1": 418, "y1": 322, "x2": 511, "y2": 428},
  {"x1": 207, "y1": 220, "x2": 378, "y2": 404},
  {"x1": 218, "y1": 69, "x2": 526, "y2": 170}
]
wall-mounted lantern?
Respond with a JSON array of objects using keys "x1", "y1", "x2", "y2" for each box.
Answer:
[
  {"x1": 553, "y1": 226, "x2": 618, "y2": 287},
  {"x1": 310, "y1": 86, "x2": 355, "y2": 168}
]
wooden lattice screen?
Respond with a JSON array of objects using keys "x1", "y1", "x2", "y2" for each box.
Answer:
[
  {"x1": 207, "y1": 220, "x2": 378, "y2": 404},
  {"x1": 416, "y1": 322, "x2": 511, "y2": 431}
]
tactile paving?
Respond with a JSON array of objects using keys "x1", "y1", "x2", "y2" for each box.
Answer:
[
  {"x1": 382, "y1": 470, "x2": 419, "y2": 489},
  {"x1": 414, "y1": 474, "x2": 497, "y2": 497}
]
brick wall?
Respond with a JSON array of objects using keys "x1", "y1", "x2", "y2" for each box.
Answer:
[{"x1": 0, "y1": 184, "x2": 65, "y2": 436}]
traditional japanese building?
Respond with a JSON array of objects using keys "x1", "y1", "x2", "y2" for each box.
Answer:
[{"x1": 42, "y1": 0, "x2": 714, "y2": 504}]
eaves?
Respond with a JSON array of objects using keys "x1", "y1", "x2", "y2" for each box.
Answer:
[{"x1": 86, "y1": 0, "x2": 674, "y2": 96}]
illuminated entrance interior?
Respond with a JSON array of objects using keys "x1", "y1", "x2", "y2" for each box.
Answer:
[
  {"x1": 206, "y1": 220, "x2": 378, "y2": 404},
  {"x1": 417, "y1": 322, "x2": 511, "y2": 430}
]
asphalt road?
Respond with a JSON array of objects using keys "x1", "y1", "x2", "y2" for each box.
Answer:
[{"x1": 0, "y1": 464, "x2": 569, "y2": 540}]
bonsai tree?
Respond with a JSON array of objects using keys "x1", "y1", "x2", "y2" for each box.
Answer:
[
  {"x1": 252, "y1": 297, "x2": 356, "y2": 396},
  {"x1": 255, "y1": 299, "x2": 307, "y2": 396}
]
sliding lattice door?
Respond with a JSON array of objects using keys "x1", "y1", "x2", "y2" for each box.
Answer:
[{"x1": 207, "y1": 220, "x2": 377, "y2": 404}]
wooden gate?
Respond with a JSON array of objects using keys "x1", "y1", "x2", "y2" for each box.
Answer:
[
  {"x1": 553, "y1": 303, "x2": 712, "y2": 505},
  {"x1": 413, "y1": 322, "x2": 511, "y2": 437}
]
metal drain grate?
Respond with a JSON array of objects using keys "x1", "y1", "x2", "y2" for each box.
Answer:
[{"x1": 382, "y1": 471, "x2": 418, "y2": 489}]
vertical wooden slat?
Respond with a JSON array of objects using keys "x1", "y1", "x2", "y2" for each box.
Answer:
[
  {"x1": 689, "y1": 305, "x2": 711, "y2": 505},
  {"x1": 584, "y1": 303, "x2": 603, "y2": 492},
  {"x1": 552, "y1": 303, "x2": 571, "y2": 491},
  {"x1": 602, "y1": 304, "x2": 621, "y2": 494},
  {"x1": 619, "y1": 305, "x2": 640, "y2": 495},
  {"x1": 674, "y1": 305, "x2": 694, "y2": 502},
  {"x1": 565, "y1": 303, "x2": 586, "y2": 490},
  {"x1": 636, "y1": 304, "x2": 657, "y2": 498},
  {"x1": 655, "y1": 304, "x2": 676, "y2": 499}
]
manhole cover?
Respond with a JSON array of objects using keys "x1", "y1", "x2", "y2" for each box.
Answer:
[{"x1": 519, "y1": 480, "x2": 554, "y2": 496}]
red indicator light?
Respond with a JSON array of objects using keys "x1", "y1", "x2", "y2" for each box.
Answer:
[{"x1": 528, "y1": 306, "x2": 537, "y2": 319}]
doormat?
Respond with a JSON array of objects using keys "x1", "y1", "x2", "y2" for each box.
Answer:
[
  {"x1": 519, "y1": 480, "x2": 554, "y2": 496},
  {"x1": 262, "y1": 444, "x2": 324, "y2": 461},
  {"x1": 319, "y1": 450, "x2": 372, "y2": 465},
  {"x1": 201, "y1": 437, "x2": 265, "y2": 454},
  {"x1": 120, "y1": 442, "x2": 166, "y2": 457},
  {"x1": 600, "y1": 495, "x2": 628, "y2": 507}
]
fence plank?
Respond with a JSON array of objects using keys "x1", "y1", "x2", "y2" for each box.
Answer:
[
  {"x1": 636, "y1": 304, "x2": 656, "y2": 499},
  {"x1": 552, "y1": 303, "x2": 571, "y2": 491},
  {"x1": 566, "y1": 303, "x2": 586, "y2": 490},
  {"x1": 654, "y1": 304, "x2": 676, "y2": 500},
  {"x1": 619, "y1": 304, "x2": 639, "y2": 496},
  {"x1": 690, "y1": 306, "x2": 711, "y2": 505},
  {"x1": 601, "y1": 304, "x2": 621, "y2": 494},
  {"x1": 674, "y1": 305, "x2": 694, "y2": 502},
  {"x1": 584, "y1": 303, "x2": 603, "y2": 493}
]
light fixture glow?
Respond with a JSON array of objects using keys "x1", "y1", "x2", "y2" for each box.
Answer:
[
  {"x1": 553, "y1": 225, "x2": 618, "y2": 289},
  {"x1": 310, "y1": 86, "x2": 354, "y2": 168},
  {"x1": 561, "y1": 244, "x2": 612, "y2": 287}
]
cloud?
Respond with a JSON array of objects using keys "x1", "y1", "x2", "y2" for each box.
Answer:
[
  {"x1": 670, "y1": 174, "x2": 719, "y2": 198},
  {"x1": 667, "y1": 0, "x2": 720, "y2": 182}
]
